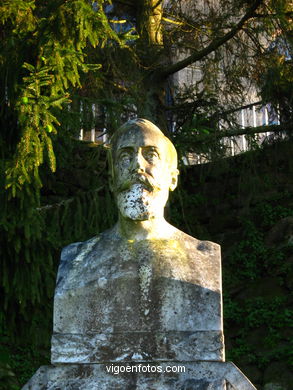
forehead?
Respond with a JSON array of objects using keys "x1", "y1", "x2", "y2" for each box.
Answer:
[{"x1": 114, "y1": 127, "x2": 168, "y2": 153}]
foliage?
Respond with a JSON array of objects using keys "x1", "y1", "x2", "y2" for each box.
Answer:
[
  {"x1": 0, "y1": 2, "x2": 119, "y2": 386},
  {"x1": 0, "y1": 329, "x2": 47, "y2": 389},
  {"x1": 224, "y1": 296, "x2": 293, "y2": 368},
  {"x1": 0, "y1": 1, "x2": 292, "y2": 388},
  {"x1": 95, "y1": 0, "x2": 292, "y2": 138},
  {"x1": 1, "y1": 0, "x2": 119, "y2": 195},
  {"x1": 169, "y1": 140, "x2": 293, "y2": 386},
  {"x1": 259, "y1": 48, "x2": 293, "y2": 130},
  {"x1": 223, "y1": 203, "x2": 293, "y2": 377},
  {"x1": 0, "y1": 142, "x2": 117, "y2": 387},
  {"x1": 256, "y1": 0, "x2": 293, "y2": 128}
]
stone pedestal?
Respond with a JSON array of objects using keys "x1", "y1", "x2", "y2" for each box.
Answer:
[
  {"x1": 22, "y1": 228, "x2": 257, "y2": 389},
  {"x1": 23, "y1": 362, "x2": 255, "y2": 389}
]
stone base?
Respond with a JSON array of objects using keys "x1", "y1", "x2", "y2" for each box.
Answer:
[
  {"x1": 22, "y1": 361, "x2": 256, "y2": 390},
  {"x1": 51, "y1": 331, "x2": 224, "y2": 363}
]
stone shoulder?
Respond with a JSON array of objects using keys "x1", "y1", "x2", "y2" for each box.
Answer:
[
  {"x1": 60, "y1": 227, "x2": 116, "y2": 263},
  {"x1": 60, "y1": 236, "x2": 99, "y2": 263},
  {"x1": 56, "y1": 234, "x2": 107, "y2": 289},
  {"x1": 173, "y1": 228, "x2": 221, "y2": 255}
]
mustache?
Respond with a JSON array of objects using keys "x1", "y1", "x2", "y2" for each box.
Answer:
[{"x1": 116, "y1": 173, "x2": 161, "y2": 193}]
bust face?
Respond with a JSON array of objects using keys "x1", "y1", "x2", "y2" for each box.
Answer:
[{"x1": 110, "y1": 122, "x2": 178, "y2": 221}]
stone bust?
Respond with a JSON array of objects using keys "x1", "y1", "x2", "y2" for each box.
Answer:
[
  {"x1": 24, "y1": 118, "x2": 256, "y2": 390},
  {"x1": 52, "y1": 118, "x2": 223, "y2": 364}
]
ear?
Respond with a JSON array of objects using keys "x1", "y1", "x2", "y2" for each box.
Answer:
[{"x1": 169, "y1": 169, "x2": 179, "y2": 192}]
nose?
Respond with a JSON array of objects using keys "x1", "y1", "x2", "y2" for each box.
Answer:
[{"x1": 131, "y1": 150, "x2": 145, "y2": 173}]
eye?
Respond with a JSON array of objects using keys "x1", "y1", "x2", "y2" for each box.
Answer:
[
  {"x1": 144, "y1": 149, "x2": 159, "y2": 163},
  {"x1": 118, "y1": 151, "x2": 132, "y2": 166}
]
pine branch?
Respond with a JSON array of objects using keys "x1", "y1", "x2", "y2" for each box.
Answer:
[
  {"x1": 213, "y1": 101, "x2": 263, "y2": 117},
  {"x1": 164, "y1": 98, "x2": 264, "y2": 116},
  {"x1": 158, "y1": 0, "x2": 264, "y2": 79},
  {"x1": 251, "y1": 11, "x2": 293, "y2": 18},
  {"x1": 196, "y1": 124, "x2": 288, "y2": 144},
  {"x1": 37, "y1": 186, "x2": 104, "y2": 211},
  {"x1": 221, "y1": 124, "x2": 287, "y2": 138}
]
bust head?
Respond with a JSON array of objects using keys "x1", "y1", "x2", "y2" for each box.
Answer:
[{"x1": 109, "y1": 119, "x2": 179, "y2": 221}]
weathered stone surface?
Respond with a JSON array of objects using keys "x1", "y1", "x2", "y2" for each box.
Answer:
[
  {"x1": 51, "y1": 331, "x2": 224, "y2": 363},
  {"x1": 22, "y1": 119, "x2": 257, "y2": 389},
  {"x1": 52, "y1": 227, "x2": 223, "y2": 363},
  {"x1": 22, "y1": 362, "x2": 255, "y2": 390}
]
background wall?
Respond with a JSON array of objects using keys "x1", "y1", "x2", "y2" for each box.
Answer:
[{"x1": 170, "y1": 139, "x2": 293, "y2": 389}]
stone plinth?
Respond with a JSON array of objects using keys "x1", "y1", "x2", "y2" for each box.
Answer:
[
  {"x1": 51, "y1": 331, "x2": 224, "y2": 363},
  {"x1": 22, "y1": 361, "x2": 256, "y2": 390}
]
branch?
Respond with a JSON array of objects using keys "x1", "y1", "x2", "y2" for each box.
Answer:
[
  {"x1": 151, "y1": 0, "x2": 164, "y2": 10},
  {"x1": 251, "y1": 11, "x2": 293, "y2": 18},
  {"x1": 162, "y1": 16, "x2": 184, "y2": 26},
  {"x1": 163, "y1": 97, "x2": 216, "y2": 112},
  {"x1": 220, "y1": 124, "x2": 286, "y2": 138},
  {"x1": 212, "y1": 101, "x2": 263, "y2": 118},
  {"x1": 37, "y1": 186, "x2": 104, "y2": 211},
  {"x1": 194, "y1": 124, "x2": 288, "y2": 145},
  {"x1": 158, "y1": 0, "x2": 263, "y2": 79}
]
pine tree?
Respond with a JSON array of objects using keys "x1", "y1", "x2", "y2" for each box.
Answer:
[
  {"x1": 0, "y1": 2, "x2": 119, "y2": 384},
  {"x1": 92, "y1": 0, "x2": 292, "y2": 143}
]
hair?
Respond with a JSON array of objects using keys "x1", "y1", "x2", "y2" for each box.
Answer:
[{"x1": 108, "y1": 118, "x2": 178, "y2": 172}]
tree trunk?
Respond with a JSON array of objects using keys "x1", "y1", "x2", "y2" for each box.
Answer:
[
  {"x1": 136, "y1": 0, "x2": 163, "y2": 47},
  {"x1": 134, "y1": 1, "x2": 170, "y2": 132}
]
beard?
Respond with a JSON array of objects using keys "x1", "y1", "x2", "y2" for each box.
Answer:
[{"x1": 116, "y1": 183, "x2": 165, "y2": 221}]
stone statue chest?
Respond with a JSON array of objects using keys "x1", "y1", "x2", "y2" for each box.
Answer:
[{"x1": 52, "y1": 231, "x2": 224, "y2": 364}]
